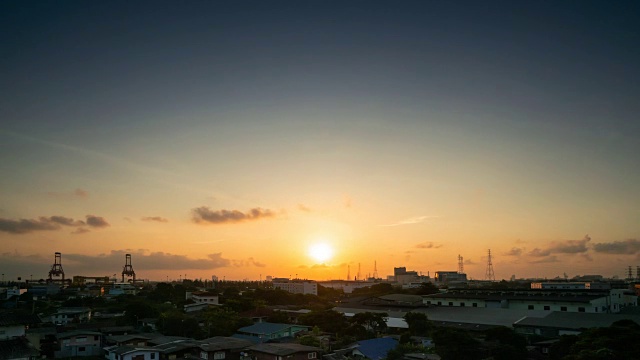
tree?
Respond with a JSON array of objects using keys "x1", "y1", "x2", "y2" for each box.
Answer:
[
  {"x1": 550, "y1": 320, "x2": 640, "y2": 360},
  {"x1": 350, "y1": 312, "x2": 388, "y2": 335},
  {"x1": 404, "y1": 312, "x2": 431, "y2": 336},
  {"x1": 414, "y1": 282, "x2": 439, "y2": 295},
  {"x1": 484, "y1": 327, "x2": 527, "y2": 360},
  {"x1": 432, "y1": 328, "x2": 482, "y2": 360},
  {"x1": 299, "y1": 309, "x2": 348, "y2": 334},
  {"x1": 387, "y1": 344, "x2": 431, "y2": 360}
]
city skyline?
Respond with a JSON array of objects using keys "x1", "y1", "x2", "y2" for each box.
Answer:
[{"x1": 1, "y1": 1, "x2": 639, "y2": 282}]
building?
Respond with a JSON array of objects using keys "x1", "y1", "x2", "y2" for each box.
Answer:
[
  {"x1": 434, "y1": 271, "x2": 467, "y2": 284},
  {"x1": 50, "y1": 307, "x2": 92, "y2": 325},
  {"x1": 513, "y1": 312, "x2": 640, "y2": 338},
  {"x1": 234, "y1": 323, "x2": 309, "y2": 343},
  {"x1": 530, "y1": 282, "x2": 610, "y2": 290},
  {"x1": 249, "y1": 343, "x2": 321, "y2": 360},
  {"x1": 104, "y1": 345, "x2": 160, "y2": 360},
  {"x1": 195, "y1": 337, "x2": 252, "y2": 360},
  {"x1": 423, "y1": 289, "x2": 637, "y2": 313},
  {"x1": 317, "y1": 280, "x2": 375, "y2": 294},
  {"x1": 55, "y1": 330, "x2": 102, "y2": 358},
  {"x1": 5, "y1": 288, "x2": 27, "y2": 299},
  {"x1": 272, "y1": 279, "x2": 317, "y2": 296},
  {"x1": 349, "y1": 338, "x2": 398, "y2": 360}
]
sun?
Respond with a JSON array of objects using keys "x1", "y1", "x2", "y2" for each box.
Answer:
[{"x1": 308, "y1": 242, "x2": 334, "y2": 263}]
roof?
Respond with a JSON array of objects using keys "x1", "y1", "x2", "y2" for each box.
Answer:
[
  {"x1": 108, "y1": 334, "x2": 151, "y2": 343},
  {"x1": 231, "y1": 334, "x2": 262, "y2": 344},
  {"x1": 238, "y1": 322, "x2": 307, "y2": 335},
  {"x1": 105, "y1": 345, "x2": 159, "y2": 356},
  {"x1": 355, "y1": 338, "x2": 398, "y2": 360},
  {"x1": 199, "y1": 337, "x2": 253, "y2": 351},
  {"x1": 249, "y1": 343, "x2": 321, "y2": 355},
  {"x1": 378, "y1": 294, "x2": 424, "y2": 303},
  {"x1": 153, "y1": 340, "x2": 199, "y2": 353},
  {"x1": 57, "y1": 330, "x2": 102, "y2": 339},
  {"x1": 424, "y1": 290, "x2": 608, "y2": 303},
  {"x1": 0, "y1": 312, "x2": 41, "y2": 326},
  {"x1": 514, "y1": 312, "x2": 640, "y2": 330}
]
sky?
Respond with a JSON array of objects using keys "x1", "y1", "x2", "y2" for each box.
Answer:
[{"x1": 1, "y1": 1, "x2": 639, "y2": 282}]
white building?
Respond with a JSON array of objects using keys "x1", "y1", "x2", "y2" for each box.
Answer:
[
  {"x1": 530, "y1": 282, "x2": 610, "y2": 290},
  {"x1": 5, "y1": 287, "x2": 27, "y2": 299},
  {"x1": 273, "y1": 279, "x2": 317, "y2": 295},
  {"x1": 423, "y1": 289, "x2": 637, "y2": 313},
  {"x1": 50, "y1": 307, "x2": 92, "y2": 325}
]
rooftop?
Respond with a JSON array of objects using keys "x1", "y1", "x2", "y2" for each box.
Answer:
[{"x1": 249, "y1": 343, "x2": 321, "y2": 355}]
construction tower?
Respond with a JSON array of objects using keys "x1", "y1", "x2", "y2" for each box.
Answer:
[
  {"x1": 121, "y1": 253, "x2": 136, "y2": 283},
  {"x1": 48, "y1": 252, "x2": 65, "y2": 283},
  {"x1": 485, "y1": 249, "x2": 495, "y2": 281}
]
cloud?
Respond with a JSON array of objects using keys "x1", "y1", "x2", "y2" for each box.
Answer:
[
  {"x1": 192, "y1": 207, "x2": 275, "y2": 224},
  {"x1": 49, "y1": 216, "x2": 84, "y2": 227},
  {"x1": 381, "y1": 215, "x2": 438, "y2": 227},
  {"x1": 85, "y1": 215, "x2": 110, "y2": 228},
  {"x1": 297, "y1": 204, "x2": 311, "y2": 212},
  {"x1": 528, "y1": 235, "x2": 591, "y2": 257},
  {"x1": 63, "y1": 250, "x2": 232, "y2": 271},
  {"x1": 530, "y1": 256, "x2": 559, "y2": 264},
  {"x1": 0, "y1": 217, "x2": 61, "y2": 234},
  {"x1": 592, "y1": 239, "x2": 640, "y2": 254},
  {"x1": 464, "y1": 259, "x2": 476, "y2": 265},
  {"x1": 141, "y1": 216, "x2": 169, "y2": 223},
  {"x1": 504, "y1": 247, "x2": 523, "y2": 256},
  {"x1": 74, "y1": 188, "x2": 89, "y2": 198},
  {"x1": 232, "y1": 257, "x2": 266, "y2": 268},
  {"x1": 415, "y1": 242, "x2": 442, "y2": 249},
  {"x1": 580, "y1": 253, "x2": 593, "y2": 262}
]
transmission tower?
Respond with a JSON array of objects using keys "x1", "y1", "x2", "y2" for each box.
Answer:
[
  {"x1": 485, "y1": 249, "x2": 495, "y2": 281},
  {"x1": 373, "y1": 261, "x2": 378, "y2": 279},
  {"x1": 627, "y1": 266, "x2": 633, "y2": 281},
  {"x1": 458, "y1": 254, "x2": 464, "y2": 274},
  {"x1": 347, "y1": 265, "x2": 350, "y2": 281}
]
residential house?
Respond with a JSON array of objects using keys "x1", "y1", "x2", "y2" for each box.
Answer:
[
  {"x1": 249, "y1": 343, "x2": 321, "y2": 360},
  {"x1": 195, "y1": 337, "x2": 253, "y2": 360},
  {"x1": 54, "y1": 330, "x2": 102, "y2": 358},
  {"x1": 349, "y1": 338, "x2": 398, "y2": 360},
  {"x1": 50, "y1": 307, "x2": 91, "y2": 325},
  {"x1": 234, "y1": 323, "x2": 309, "y2": 344},
  {"x1": 104, "y1": 345, "x2": 160, "y2": 360}
]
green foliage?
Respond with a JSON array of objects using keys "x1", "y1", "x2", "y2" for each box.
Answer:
[
  {"x1": 201, "y1": 307, "x2": 252, "y2": 337},
  {"x1": 404, "y1": 312, "x2": 431, "y2": 336},
  {"x1": 350, "y1": 312, "x2": 388, "y2": 336},
  {"x1": 299, "y1": 335, "x2": 322, "y2": 347},
  {"x1": 484, "y1": 327, "x2": 527, "y2": 360},
  {"x1": 432, "y1": 328, "x2": 482, "y2": 360},
  {"x1": 387, "y1": 343, "x2": 430, "y2": 360},
  {"x1": 123, "y1": 300, "x2": 158, "y2": 325},
  {"x1": 414, "y1": 282, "x2": 439, "y2": 295},
  {"x1": 549, "y1": 321, "x2": 640, "y2": 360},
  {"x1": 299, "y1": 309, "x2": 348, "y2": 334}
]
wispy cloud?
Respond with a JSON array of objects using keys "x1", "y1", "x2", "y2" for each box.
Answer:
[
  {"x1": 381, "y1": 215, "x2": 438, "y2": 227},
  {"x1": 47, "y1": 188, "x2": 90, "y2": 199},
  {"x1": 592, "y1": 239, "x2": 640, "y2": 254},
  {"x1": 504, "y1": 247, "x2": 524, "y2": 256},
  {"x1": 530, "y1": 256, "x2": 559, "y2": 264},
  {"x1": 232, "y1": 257, "x2": 266, "y2": 268},
  {"x1": 192, "y1": 207, "x2": 275, "y2": 225},
  {"x1": 415, "y1": 242, "x2": 442, "y2": 249},
  {"x1": 0, "y1": 215, "x2": 109, "y2": 234},
  {"x1": 297, "y1": 204, "x2": 311, "y2": 212},
  {"x1": 141, "y1": 216, "x2": 169, "y2": 223}
]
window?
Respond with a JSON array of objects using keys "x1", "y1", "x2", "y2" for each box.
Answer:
[
  {"x1": 448, "y1": 302, "x2": 453, "y2": 306},
  {"x1": 460, "y1": 302, "x2": 465, "y2": 307},
  {"x1": 308, "y1": 353, "x2": 317, "y2": 359},
  {"x1": 437, "y1": 302, "x2": 442, "y2": 306},
  {"x1": 578, "y1": 307, "x2": 585, "y2": 312},
  {"x1": 544, "y1": 306, "x2": 550, "y2": 311},
  {"x1": 77, "y1": 337, "x2": 87, "y2": 342},
  {"x1": 201, "y1": 351, "x2": 209, "y2": 359},
  {"x1": 214, "y1": 352, "x2": 225, "y2": 360},
  {"x1": 528, "y1": 305, "x2": 534, "y2": 310},
  {"x1": 78, "y1": 347, "x2": 86, "y2": 352},
  {"x1": 426, "y1": 301, "x2": 431, "y2": 305},
  {"x1": 151, "y1": 353, "x2": 156, "y2": 359},
  {"x1": 472, "y1": 303, "x2": 478, "y2": 307},
  {"x1": 561, "y1": 306, "x2": 567, "y2": 312}
]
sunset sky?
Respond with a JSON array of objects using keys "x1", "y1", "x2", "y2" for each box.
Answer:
[{"x1": 1, "y1": 1, "x2": 639, "y2": 282}]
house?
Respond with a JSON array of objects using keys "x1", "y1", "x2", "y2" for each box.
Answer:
[
  {"x1": 234, "y1": 323, "x2": 309, "y2": 343},
  {"x1": 195, "y1": 337, "x2": 253, "y2": 360},
  {"x1": 50, "y1": 307, "x2": 91, "y2": 325},
  {"x1": 249, "y1": 343, "x2": 321, "y2": 360},
  {"x1": 0, "y1": 313, "x2": 41, "y2": 340},
  {"x1": 54, "y1": 330, "x2": 102, "y2": 358},
  {"x1": 152, "y1": 339, "x2": 199, "y2": 360},
  {"x1": 190, "y1": 292, "x2": 220, "y2": 305},
  {"x1": 106, "y1": 334, "x2": 150, "y2": 347},
  {"x1": 104, "y1": 345, "x2": 160, "y2": 360},
  {"x1": 350, "y1": 338, "x2": 398, "y2": 360}
]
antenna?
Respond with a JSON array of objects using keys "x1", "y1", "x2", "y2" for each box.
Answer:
[
  {"x1": 373, "y1": 261, "x2": 378, "y2": 279},
  {"x1": 458, "y1": 254, "x2": 464, "y2": 274},
  {"x1": 347, "y1": 265, "x2": 350, "y2": 281},
  {"x1": 485, "y1": 249, "x2": 495, "y2": 281},
  {"x1": 121, "y1": 254, "x2": 136, "y2": 283}
]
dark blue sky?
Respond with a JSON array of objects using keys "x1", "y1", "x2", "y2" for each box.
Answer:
[{"x1": 1, "y1": 1, "x2": 639, "y2": 280}]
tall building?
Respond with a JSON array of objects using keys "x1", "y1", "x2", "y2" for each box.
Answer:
[{"x1": 272, "y1": 278, "x2": 317, "y2": 295}]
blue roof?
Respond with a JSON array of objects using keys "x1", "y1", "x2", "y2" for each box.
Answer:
[
  {"x1": 356, "y1": 338, "x2": 399, "y2": 360},
  {"x1": 231, "y1": 334, "x2": 262, "y2": 344},
  {"x1": 237, "y1": 322, "x2": 303, "y2": 336}
]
